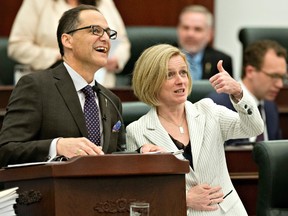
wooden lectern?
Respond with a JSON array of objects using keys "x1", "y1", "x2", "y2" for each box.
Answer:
[{"x1": 0, "y1": 154, "x2": 189, "y2": 216}]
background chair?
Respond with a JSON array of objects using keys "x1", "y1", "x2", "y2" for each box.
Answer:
[
  {"x1": 187, "y1": 80, "x2": 215, "y2": 103},
  {"x1": 253, "y1": 140, "x2": 288, "y2": 216},
  {"x1": 122, "y1": 101, "x2": 150, "y2": 127},
  {"x1": 239, "y1": 27, "x2": 288, "y2": 61},
  {"x1": 116, "y1": 26, "x2": 177, "y2": 87},
  {"x1": 0, "y1": 37, "x2": 16, "y2": 85}
]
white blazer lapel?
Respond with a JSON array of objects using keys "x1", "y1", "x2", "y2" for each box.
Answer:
[
  {"x1": 144, "y1": 108, "x2": 179, "y2": 152},
  {"x1": 185, "y1": 102, "x2": 205, "y2": 169},
  {"x1": 144, "y1": 106, "x2": 199, "y2": 181}
]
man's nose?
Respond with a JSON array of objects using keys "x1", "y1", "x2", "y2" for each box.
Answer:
[{"x1": 275, "y1": 78, "x2": 284, "y2": 88}]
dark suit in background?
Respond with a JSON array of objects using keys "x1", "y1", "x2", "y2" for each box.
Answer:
[
  {"x1": 208, "y1": 92, "x2": 281, "y2": 145},
  {"x1": 201, "y1": 46, "x2": 233, "y2": 79},
  {"x1": 0, "y1": 64, "x2": 125, "y2": 167}
]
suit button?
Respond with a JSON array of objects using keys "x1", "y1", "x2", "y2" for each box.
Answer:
[{"x1": 247, "y1": 109, "x2": 252, "y2": 115}]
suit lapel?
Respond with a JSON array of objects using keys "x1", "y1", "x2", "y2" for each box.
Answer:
[
  {"x1": 144, "y1": 108, "x2": 179, "y2": 152},
  {"x1": 185, "y1": 102, "x2": 205, "y2": 170},
  {"x1": 143, "y1": 103, "x2": 206, "y2": 168},
  {"x1": 202, "y1": 47, "x2": 212, "y2": 78},
  {"x1": 53, "y1": 64, "x2": 88, "y2": 137},
  {"x1": 144, "y1": 105, "x2": 201, "y2": 180}
]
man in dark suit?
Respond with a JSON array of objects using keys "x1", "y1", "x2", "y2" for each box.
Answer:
[
  {"x1": 177, "y1": 5, "x2": 233, "y2": 80},
  {"x1": 0, "y1": 5, "x2": 125, "y2": 167},
  {"x1": 208, "y1": 40, "x2": 287, "y2": 145}
]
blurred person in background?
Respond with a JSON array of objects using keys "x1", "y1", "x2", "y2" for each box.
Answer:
[{"x1": 177, "y1": 5, "x2": 233, "y2": 80}]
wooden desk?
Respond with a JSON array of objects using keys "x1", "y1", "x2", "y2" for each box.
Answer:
[
  {"x1": 0, "y1": 154, "x2": 189, "y2": 216},
  {"x1": 0, "y1": 144, "x2": 258, "y2": 215},
  {"x1": 110, "y1": 87, "x2": 138, "y2": 102}
]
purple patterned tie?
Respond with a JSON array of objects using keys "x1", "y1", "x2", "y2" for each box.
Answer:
[{"x1": 81, "y1": 85, "x2": 101, "y2": 145}]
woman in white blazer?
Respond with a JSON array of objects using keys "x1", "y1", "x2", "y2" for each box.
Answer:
[{"x1": 126, "y1": 44, "x2": 264, "y2": 215}]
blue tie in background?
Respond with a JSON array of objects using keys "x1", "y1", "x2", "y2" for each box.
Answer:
[
  {"x1": 186, "y1": 52, "x2": 203, "y2": 80},
  {"x1": 81, "y1": 85, "x2": 101, "y2": 145}
]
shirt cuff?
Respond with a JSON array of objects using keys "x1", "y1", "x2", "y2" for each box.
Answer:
[{"x1": 47, "y1": 138, "x2": 61, "y2": 161}]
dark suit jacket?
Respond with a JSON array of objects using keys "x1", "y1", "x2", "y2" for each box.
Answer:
[
  {"x1": 0, "y1": 63, "x2": 125, "y2": 167},
  {"x1": 208, "y1": 92, "x2": 281, "y2": 145},
  {"x1": 202, "y1": 46, "x2": 233, "y2": 79}
]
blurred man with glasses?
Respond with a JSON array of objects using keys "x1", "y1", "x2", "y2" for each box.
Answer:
[
  {"x1": 0, "y1": 5, "x2": 126, "y2": 167},
  {"x1": 209, "y1": 40, "x2": 287, "y2": 145}
]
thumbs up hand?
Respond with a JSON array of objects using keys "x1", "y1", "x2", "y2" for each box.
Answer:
[{"x1": 209, "y1": 60, "x2": 243, "y2": 101}]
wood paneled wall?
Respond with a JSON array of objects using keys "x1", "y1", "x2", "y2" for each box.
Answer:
[
  {"x1": 0, "y1": 0, "x2": 213, "y2": 36},
  {"x1": 114, "y1": 0, "x2": 214, "y2": 26},
  {"x1": 0, "y1": 1, "x2": 23, "y2": 36}
]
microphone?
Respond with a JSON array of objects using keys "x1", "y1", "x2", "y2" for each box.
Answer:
[{"x1": 92, "y1": 84, "x2": 126, "y2": 151}]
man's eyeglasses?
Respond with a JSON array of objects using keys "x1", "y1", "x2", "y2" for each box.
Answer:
[
  {"x1": 66, "y1": 25, "x2": 117, "y2": 40},
  {"x1": 261, "y1": 70, "x2": 288, "y2": 84}
]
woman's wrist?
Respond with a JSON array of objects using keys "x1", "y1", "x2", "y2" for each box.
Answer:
[{"x1": 231, "y1": 88, "x2": 243, "y2": 103}]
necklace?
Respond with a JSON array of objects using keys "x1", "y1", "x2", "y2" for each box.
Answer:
[{"x1": 158, "y1": 113, "x2": 185, "y2": 134}]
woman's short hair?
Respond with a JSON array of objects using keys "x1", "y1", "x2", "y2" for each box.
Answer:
[{"x1": 132, "y1": 44, "x2": 192, "y2": 107}]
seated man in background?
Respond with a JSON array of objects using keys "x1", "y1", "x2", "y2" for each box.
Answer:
[
  {"x1": 177, "y1": 5, "x2": 233, "y2": 80},
  {"x1": 0, "y1": 5, "x2": 125, "y2": 168},
  {"x1": 209, "y1": 39, "x2": 287, "y2": 145}
]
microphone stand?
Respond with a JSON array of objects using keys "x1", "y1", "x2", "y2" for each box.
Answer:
[{"x1": 92, "y1": 84, "x2": 127, "y2": 151}]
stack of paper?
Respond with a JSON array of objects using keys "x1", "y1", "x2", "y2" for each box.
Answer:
[{"x1": 0, "y1": 187, "x2": 18, "y2": 216}]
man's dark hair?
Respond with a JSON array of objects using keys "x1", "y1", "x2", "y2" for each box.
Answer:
[
  {"x1": 54, "y1": 0, "x2": 99, "y2": 6},
  {"x1": 242, "y1": 40, "x2": 287, "y2": 78},
  {"x1": 79, "y1": 0, "x2": 97, "y2": 6},
  {"x1": 57, "y1": 5, "x2": 100, "y2": 56}
]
